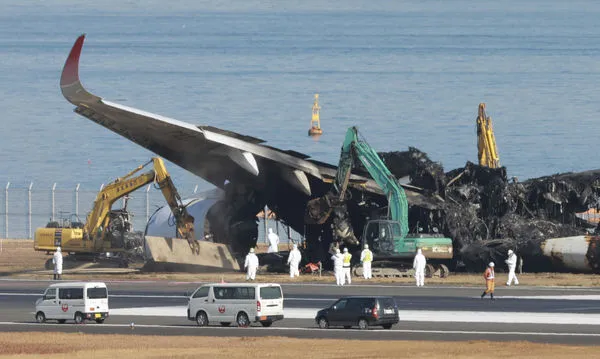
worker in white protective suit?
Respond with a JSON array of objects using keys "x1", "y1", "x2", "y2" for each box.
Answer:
[
  {"x1": 287, "y1": 244, "x2": 302, "y2": 278},
  {"x1": 267, "y1": 228, "x2": 280, "y2": 253},
  {"x1": 52, "y1": 247, "x2": 63, "y2": 280},
  {"x1": 331, "y1": 248, "x2": 344, "y2": 286},
  {"x1": 360, "y1": 244, "x2": 373, "y2": 279},
  {"x1": 413, "y1": 248, "x2": 426, "y2": 287},
  {"x1": 342, "y1": 247, "x2": 352, "y2": 285},
  {"x1": 505, "y1": 249, "x2": 519, "y2": 286},
  {"x1": 244, "y1": 248, "x2": 259, "y2": 281}
]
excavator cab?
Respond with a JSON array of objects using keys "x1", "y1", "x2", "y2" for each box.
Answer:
[{"x1": 362, "y1": 219, "x2": 403, "y2": 255}]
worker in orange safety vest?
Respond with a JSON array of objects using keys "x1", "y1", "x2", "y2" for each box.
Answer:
[{"x1": 481, "y1": 262, "x2": 495, "y2": 300}]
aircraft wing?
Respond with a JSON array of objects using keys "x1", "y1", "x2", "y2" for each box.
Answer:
[{"x1": 60, "y1": 34, "x2": 439, "y2": 214}]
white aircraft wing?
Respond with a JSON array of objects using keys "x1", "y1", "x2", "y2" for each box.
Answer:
[{"x1": 60, "y1": 34, "x2": 438, "y2": 217}]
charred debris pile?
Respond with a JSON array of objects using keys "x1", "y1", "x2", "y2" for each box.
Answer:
[{"x1": 377, "y1": 148, "x2": 600, "y2": 272}]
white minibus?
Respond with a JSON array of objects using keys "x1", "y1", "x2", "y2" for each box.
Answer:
[
  {"x1": 187, "y1": 282, "x2": 284, "y2": 327},
  {"x1": 35, "y1": 282, "x2": 109, "y2": 324}
]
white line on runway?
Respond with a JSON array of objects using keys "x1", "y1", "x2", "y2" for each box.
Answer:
[
  {"x1": 0, "y1": 292, "x2": 335, "y2": 301},
  {"x1": 0, "y1": 321, "x2": 598, "y2": 337},
  {"x1": 6, "y1": 291, "x2": 600, "y2": 302},
  {"x1": 551, "y1": 307, "x2": 600, "y2": 312},
  {"x1": 493, "y1": 295, "x2": 600, "y2": 300},
  {"x1": 3, "y1": 278, "x2": 600, "y2": 292},
  {"x1": 108, "y1": 306, "x2": 600, "y2": 325}
]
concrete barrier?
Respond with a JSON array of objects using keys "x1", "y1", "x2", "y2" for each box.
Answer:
[{"x1": 143, "y1": 236, "x2": 241, "y2": 272}]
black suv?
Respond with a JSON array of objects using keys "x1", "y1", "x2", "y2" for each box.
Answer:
[{"x1": 315, "y1": 296, "x2": 399, "y2": 330}]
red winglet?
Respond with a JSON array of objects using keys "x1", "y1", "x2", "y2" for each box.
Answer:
[{"x1": 60, "y1": 34, "x2": 86, "y2": 88}]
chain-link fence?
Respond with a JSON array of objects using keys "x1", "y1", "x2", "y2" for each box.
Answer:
[
  {"x1": 1, "y1": 182, "x2": 207, "y2": 239},
  {"x1": 0, "y1": 182, "x2": 304, "y2": 243}
]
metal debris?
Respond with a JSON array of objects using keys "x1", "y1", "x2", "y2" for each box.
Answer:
[{"x1": 375, "y1": 148, "x2": 600, "y2": 273}]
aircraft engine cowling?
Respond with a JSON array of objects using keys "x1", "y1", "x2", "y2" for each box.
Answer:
[
  {"x1": 143, "y1": 188, "x2": 259, "y2": 256},
  {"x1": 144, "y1": 197, "x2": 222, "y2": 241}
]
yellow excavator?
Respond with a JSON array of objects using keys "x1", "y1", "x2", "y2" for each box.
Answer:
[
  {"x1": 476, "y1": 103, "x2": 500, "y2": 168},
  {"x1": 34, "y1": 157, "x2": 198, "y2": 258}
]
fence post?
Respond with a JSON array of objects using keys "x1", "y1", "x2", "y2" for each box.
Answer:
[
  {"x1": 28, "y1": 182, "x2": 33, "y2": 239},
  {"x1": 146, "y1": 184, "x2": 151, "y2": 223},
  {"x1": 5, "y1": 182, "x2": 9, "y2": 239},
  {"x1": 75, "y1": 183, "x2": 80, "y2": 217},
  {"x1": 51, "y1": 183, "x2": 57, "y2": 222}
]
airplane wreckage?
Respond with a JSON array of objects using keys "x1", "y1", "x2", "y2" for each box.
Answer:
[{"x1": 59, "y1": 34, "x2": 599, "y2": 274}]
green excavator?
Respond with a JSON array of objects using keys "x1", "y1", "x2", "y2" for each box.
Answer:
[{"x1": 305, "y1": 126, "x2": 454, "y2": 277}]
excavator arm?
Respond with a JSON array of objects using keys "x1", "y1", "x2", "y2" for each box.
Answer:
[
  {"x1": 350, "y1": 129, "x2": 409, "y2": 238},
  {"x1": 150, "y1": 157, "x2": 197, "y2": 252},
  {"x1": 305, "y1": 126, "x2": 409, "y2": 245},
  {"x1": 83, "y1": 157, "x2": 197, "y2": 253},
  {"x1": 83, "y1": 163, "x2": 156, "y2": 247},
  {"x1": 476, "y1": 103, "x2": 500, "y2": 168}
]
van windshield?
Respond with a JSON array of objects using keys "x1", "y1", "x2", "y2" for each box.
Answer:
[
  {"x1": 260, "y1": 286, "x2": 282, "y2": 300},
  {"x1": 87, "y1": 287, "x2": 108, "y2": 299}
]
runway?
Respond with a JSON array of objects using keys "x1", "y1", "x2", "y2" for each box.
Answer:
[{"x1": 1, "y1": 279, "x2": 599, "y2": 344}]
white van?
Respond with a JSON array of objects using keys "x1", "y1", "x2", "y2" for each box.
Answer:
[
  {"x1": 35, "y1": 282, "x2": 109, "y2": 324},
  {"x1": 187, "y1": 283, "x2": 284, "y2": 327}
]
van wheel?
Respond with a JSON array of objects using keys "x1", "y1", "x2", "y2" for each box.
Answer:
[
  {"x1": 382, "y1": 324, "x2": 393, "y2": 329},
  {"x1": 220, "y1": 322, "x2": 231, "y2": 327},
  {"x1": 260, "y1": 321, "x2": 273, "y2": 327},
  {"x1": 358, "y1": 318, "x2": 369, "y2": 330},
  {"x1": 35, "y1": 312, "x2": 46, "y2": 323},
  {"x1": 196, "y1": 311, "x2": 208, "y2": 327},
  {"x1": 57, "y1": 319, "x2": 66, "y2": 324},
  {"x1": 236, "y1": 312, "x2": 250, "y2": 327},
  {"x1": 317, "y1": 317, "x2": 329, "y2": 329},
  {"x1": 95, "y1": 319, "x2": 105, "y2": 324},
  {"x1": 74, "y1": 312, "x2": 84, "y2": 324}
]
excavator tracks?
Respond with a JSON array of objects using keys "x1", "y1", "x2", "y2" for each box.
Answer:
[{"x1": 353, "y1": 263, "x2": 450, "y2": 278}]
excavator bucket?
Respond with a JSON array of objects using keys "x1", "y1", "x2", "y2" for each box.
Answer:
[
  {"x1": 143, "y1": 236, "x2": 241, "y2": 272},
  {"x1": 305, "y1": 195, "x2": 334, "y2": 224}
]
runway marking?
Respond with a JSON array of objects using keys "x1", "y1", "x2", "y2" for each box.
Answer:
[
  {"x1": 0, "y1": 292, "x2": 335, "y2": 301},
  {"x1": 492, "y1": 295, "x2": 600, "y2": 300},
  {"x1": 550, "y1": 306, "x2": 600, "y2": 312},
  {"x1": 109, "y1": 307, "x2": 317, "y2": 318},
  {"x1": 108, "y1": 306, "x2": 600, "y2": 325},
  {"x1": 3, "y1": 278, "x2": 600, "y2": 292},
  {"x1": 6, "y1": 290, "x2": 600, "y2": 302},
  {"x1": 0, "y1": 321, "x2": 598, "y2": 337}
]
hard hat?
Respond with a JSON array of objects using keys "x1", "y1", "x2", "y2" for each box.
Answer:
[
  {"x1": 417, "y1": 248, "x2": 422, "y2": 254},
  {"x1": 293, "y1": 244, "x2": 298, "y2": 249},
  {"x1": 343, "y1": 247, "x2": 348, "y2": 252},
  {"x1": 250, "y1": 248, "x2": 255, "y2": 253},
  {"x1": 268, "y1": 228, "x2": 273, "y2": 233},
  {"x1": 489, "y1": 262, "x2": 495, "y2": 267},
  {"x1": 56, "y1": 247, "x2": 61, "y2": 253},
  {"x1": 508, "y1": 249, "x2": 514, "y2": 255},
  {"x1": 364, "y1": 244, "x2": 369, "y2": 249}
]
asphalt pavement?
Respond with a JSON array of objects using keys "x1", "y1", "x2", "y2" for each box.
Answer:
[{"x1": 1, "y1": 279, "x2": 599, "y2": 345}]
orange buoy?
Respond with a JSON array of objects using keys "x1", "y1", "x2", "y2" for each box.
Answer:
[{"x1": 308, "y1": 94, "x2": 323, "y2": 136}]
